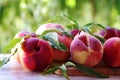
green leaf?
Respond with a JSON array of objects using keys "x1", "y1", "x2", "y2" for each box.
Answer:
[
  {"x1": 82, "y1": 23, "x2": 106, "y2": 43},
  {"x1": 59, "y1": 64, "x2": 70, "y2": 80},
  {"x1": 0, "y1": 53, "x2": 14, "y2": 68},
  {"x1": 43, "y1": 66, "x2": 59, "y2": 74},
  {"x1": 64, "y1": 14, "x2": 79, "y2": 30},
  {"x1": 59, "y1": 42, "x2": 67, "y2": 51},
  {"x1": 82, "y1": 23, "x2": 105, "y2": 35},
  {"x1": 3, "y1": 38, "x2": 22, "y2": 53},
  {"x1": 0, "y1": 61, "x2": 2, "y2": 67},
  {"x1": 42, "y1": 32, "x2": 67, "y2": 51},
  {"x1": 42, "y1": 32, "x2": 59, "y2": 48},
  {"x1": 1, "y1": 38, "x2": 20, "y2": 67},
  {"x1": 76, "y1": 64, "x2": 109, "y2": 78},
  {"x1": 83, "y1": 23, "x2": 94, "y2": 27},
  {"x1": 65, "y1": 61, "x2": 76, "y2": 67},
  {"x1": 62, "y1": 31, "x2": 73, "y2": 39},
  {"x1": 82, "y1": 27, "x2": 93, "y2": 35},
  {"x1": 94, "y1": 35, "x2": 105, "y2": 44},
  {"x1": 0, "y1": 57, "x2": 10, "y2": 68},
  {"x1": 97, "y1": 24, "x2": 106, "y2": 29}
]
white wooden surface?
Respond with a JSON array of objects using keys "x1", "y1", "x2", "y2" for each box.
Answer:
[{"x1": 0, "y1": 54, "x2": 120, "y2": 80}]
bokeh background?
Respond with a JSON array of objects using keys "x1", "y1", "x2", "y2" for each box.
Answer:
[{"x1": 1, "y1": 0, "x2": 120, "y2": 53}]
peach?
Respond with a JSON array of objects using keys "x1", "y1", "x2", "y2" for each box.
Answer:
[
  {"x1": 35, "y1": 23, "x2": 72, "y2": 62},
  {"x1": 11, "y1": 31, "x2": 37, "y2": 62},
  {"x1": 70, "y1": 31, "x2": 103, "y2": 67},
  {"x1": 35, "y1": 23, "x2": 65, "y2": 35},
  {"x1": 53, "y1": 33, "x2": 72, "y2": 62},
  {"x1": 19, "y1": 38, "x2": 53, "y2": 71},
  {"x1": 100, "y1": 27, "x2": 120, "y2": 40},
  {"x1": 103, "y1": 37, "x2": 120, "y2": 67}
]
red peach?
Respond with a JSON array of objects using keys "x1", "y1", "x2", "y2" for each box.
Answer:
[
  {"x1": 53, "y1": 34, "x2": 72, "y2": 62},
  {"x1": 35, "y1": 23, "x2": 72, "y2": 62},
  {"x1": 103, "y1": 37, "x2": 120, "y2": 67},
  {"x1": 100, "y1": 27, "x2": 120, "y2": 40},
  {"x1": 19, "y1": 38, "x2": 53, "y2": 71},
  {"x1": 70, "y1": 31, "x2": 103, "y2": 67},
  {"x1": 12, "y1": 31, "x2": 37, "y2": 63}
]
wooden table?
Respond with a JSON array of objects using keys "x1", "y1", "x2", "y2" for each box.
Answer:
[{"x1": 0, "y1": 54, "x2": 120, "y2": 80}]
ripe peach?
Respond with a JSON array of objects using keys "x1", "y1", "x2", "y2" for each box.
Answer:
[
  {"x1": 35, "y1": 23, "x2": 72, "y2": 62},
  {"x1": 35, "y1": 23, "x2": 65, "y2": 35},
  {"x1": 70, "y1": 31, "x2": 103, "y2": 67},
  {"x1": 12, "y1": 31, "x2": 37, "y2": 63},
  {"x1": 19, "y1": 38, "x2": 53, "y2": 71},
  {"x1": 103, "y1": 37, "x2": 120, "y2": 67},
  {"x1": 100, "y1": 27, "x2": 120, "y2": 40},
  {"x1": 53, "y1": 34, "x2": 72, "y2": 62}
]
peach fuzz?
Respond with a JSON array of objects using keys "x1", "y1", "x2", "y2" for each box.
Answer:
[
  {"x1": 19, "y1": 38, "x2": 53, "y2": 71},
  {"x1": 103, "y1": 37, "x2": 120, "y2": 67},
  {"x1": 70, "y1": 31, "x2": 103, "y2": 67}
]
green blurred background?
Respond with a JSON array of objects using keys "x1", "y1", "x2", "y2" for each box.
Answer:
[{"x1": 1, "y1": 0, "x2": 120, "y2": 53}]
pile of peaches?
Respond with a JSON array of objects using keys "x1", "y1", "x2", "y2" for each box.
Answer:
[{"x1": 10, "y1": 23, "x2": 120, "y2": 74}]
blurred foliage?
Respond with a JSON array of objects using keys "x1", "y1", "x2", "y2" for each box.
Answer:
[{"x1": 1, "y1": 0, "x2": 120, "y2": 53}]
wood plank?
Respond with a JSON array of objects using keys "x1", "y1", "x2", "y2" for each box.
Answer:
[
  {"x1": 55, "y1": 66, "x2": 120, "y2": 76},
  {"x1": 0, "y1": 54, "x2": 120, "y2": 80}
]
